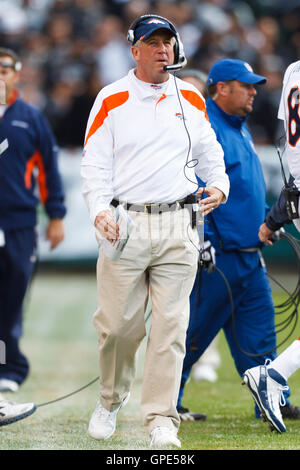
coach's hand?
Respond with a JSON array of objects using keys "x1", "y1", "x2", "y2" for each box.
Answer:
[
  {"x1": 94, "y1": 210, "x2": 119, "y2": 242},
  {"x1": 258, "y1": 222, "x2": 275, "y2": 246},
  {"x1": 197, "y1": 186, "x2": 225, "y2": 216},
  {"x1": 47, "y1": 218, "x2": 65, "y2": 250}
]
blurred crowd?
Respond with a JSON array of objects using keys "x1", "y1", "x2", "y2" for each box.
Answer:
[{"x1": 1, "y1": 0, "x2": 300, "y2": 148}]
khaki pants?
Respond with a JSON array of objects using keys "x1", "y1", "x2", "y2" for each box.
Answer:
[{"x1": 93, "y1": 208, "x2": 198, "y2": 434}]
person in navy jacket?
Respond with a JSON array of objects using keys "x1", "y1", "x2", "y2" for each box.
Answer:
[
  {"x1": 0, "y1": 48, "x2": 66, "y2": 393},
  {"x1": 258, "y1": 174, "x2": 297, "y2": 243},
  {"x1": 177, "y1": 59, "x2": 300, "y2": 423}
]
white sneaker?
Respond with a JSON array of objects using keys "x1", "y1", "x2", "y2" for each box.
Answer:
[
  {"x1": 150, "y1": 426, "x2": 181, "y2": 448},
  {"x1": 242, "y1": 364, "x2": 288, "y2": 433},
  {"x1": 193, "y1": 364, "x2": 218, "y2": 382},
  {"x1": 0, "y1": 379, "x2": 19, "y2": 393},
  {"x1": 88, "y1": 393, "x2": 130, "y2": 440},
  {"x1": 0, "y1": 400, "x2": 36, "y2": 426}
]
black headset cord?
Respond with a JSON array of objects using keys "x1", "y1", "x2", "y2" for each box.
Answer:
[{"x1": 36, "y1": 376, "x2": 99, "y2": 408}]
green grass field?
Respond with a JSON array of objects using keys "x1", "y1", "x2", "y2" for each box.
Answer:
[{"x1": 1, "y1": 268, "x2": 300, "y2": 451}]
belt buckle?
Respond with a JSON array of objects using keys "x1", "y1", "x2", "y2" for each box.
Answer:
[{"x1": 144, "y1": 203, "x2": 152, "y2": 213}]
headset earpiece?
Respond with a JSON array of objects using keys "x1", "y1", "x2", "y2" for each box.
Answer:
[
  {"x1": 15, "y1": 61, "x2": 22, "y2": 72},
  {"x1": 127, "y1": 14, "x2": 154, "y2": 45},
  {"x1": 173, "y1": 35, "x2": 179, "y2": 64},
  {"x1": 127, "y1": 29, "x2": 134, "y2": 44}
]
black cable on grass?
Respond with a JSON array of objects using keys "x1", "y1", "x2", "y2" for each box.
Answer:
[{"x1": 37, "y1": 376, "x2": 99, "y2": 408}]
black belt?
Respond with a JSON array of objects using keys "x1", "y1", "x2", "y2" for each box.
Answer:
[{"x1": 111, "y1": 197, "x2": 188, "y2": 214}]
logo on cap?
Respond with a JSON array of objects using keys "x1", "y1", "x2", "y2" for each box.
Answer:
[
  {"x1": 244, "y1": 62, "x2": 253, "y2": 72},
  {"x1": 147, "y1": 19, "x2": 166, "y2": 24}
]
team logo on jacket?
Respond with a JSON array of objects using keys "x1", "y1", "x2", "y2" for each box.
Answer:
[
  {"x1": 151, "y1": 84, "x2": 162, "y2": 90},
  {"x1": 175, "y1": 112, "x2": 185, "y2": 121}
]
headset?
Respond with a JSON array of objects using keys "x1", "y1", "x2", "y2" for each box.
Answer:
[
  {"x1": 0, "y1": 47, "x2": 22, "y2": 72},
  {"x1": 127, "y1": 14, "x2": 187, "y2": 72},
  {"x1": 0, "y1": 58, "x2": 22, "y2": 72}
]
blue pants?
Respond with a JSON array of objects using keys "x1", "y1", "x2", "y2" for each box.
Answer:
[
  {"x1": 0, "y1": 227, "x2": 36, "y2": 384},
  {"x1": 177, "y1": 250, "x2": 290, "y2": 416}
]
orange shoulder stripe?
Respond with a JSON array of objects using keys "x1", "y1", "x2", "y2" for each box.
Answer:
[
  {"x1": 84, "y1": 91, "x2": 129, "y2": 147},
  {"x1": 24, "y1": 150, "x2": 49, "y2": 204},
  {"x1": 180, "y1": 89, "x2": 209, "y2": 121}
]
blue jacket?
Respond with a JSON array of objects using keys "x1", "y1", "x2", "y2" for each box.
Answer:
[
  {"x1": 0, "y1": 93, "x2": 66, "y2": 230},
  {"x1": 204, "y1": 98, "x2": 268, "y2": 251}
]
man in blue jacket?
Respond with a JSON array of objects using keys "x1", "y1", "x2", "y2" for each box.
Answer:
[
  {"x1": 177, "y1": 58, "x2": 300, "y2": 422},
  {"x1": 0, "y1": 48, "x2": 66, "y2": 393}
]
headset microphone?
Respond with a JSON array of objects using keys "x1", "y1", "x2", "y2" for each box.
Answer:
[
  {"x1": 164, "y1": 30, "x2": 187, "y2": 71},
  {"x1": 163, "y1": 55, "x2": 187, "y2": 72}
]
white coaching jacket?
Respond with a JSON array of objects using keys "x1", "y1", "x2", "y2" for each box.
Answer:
[{"x1": 81, "y1": 68, "x2": 229, "y2": 223}]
